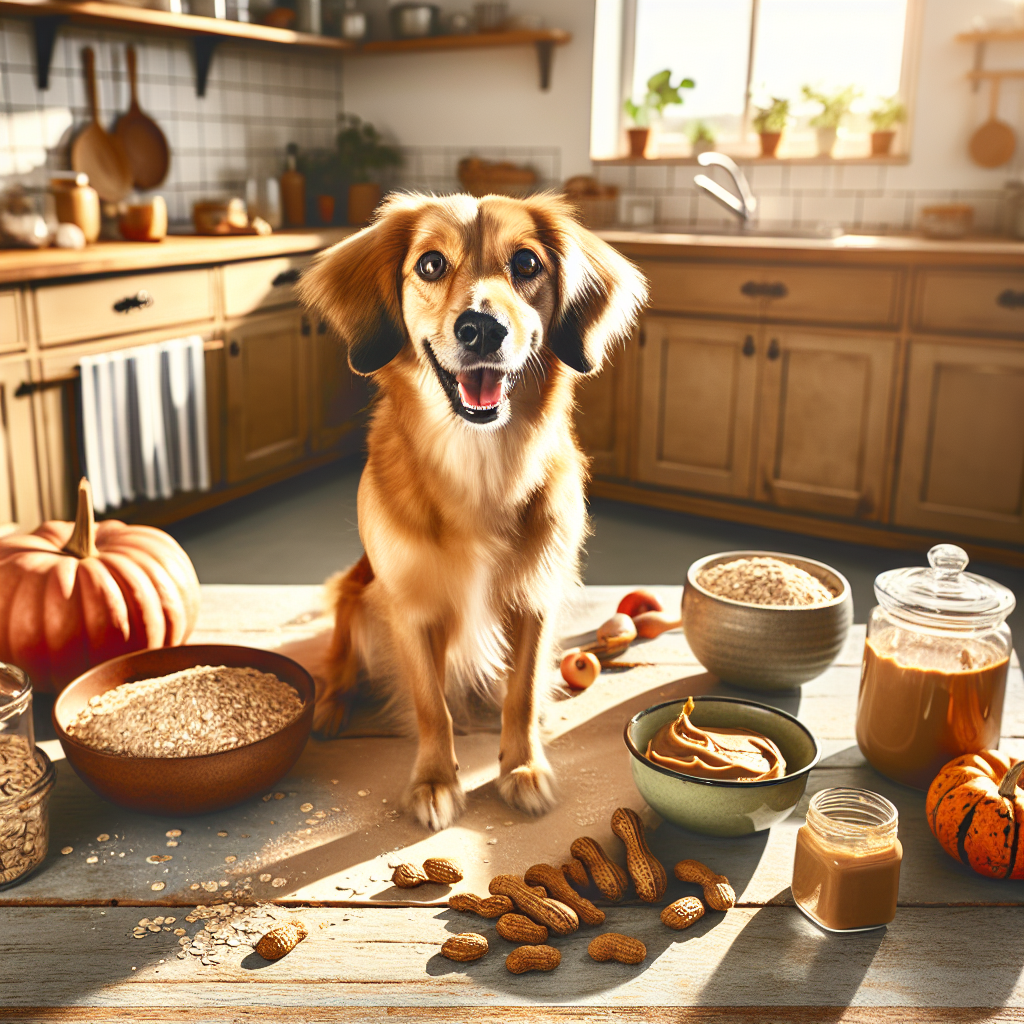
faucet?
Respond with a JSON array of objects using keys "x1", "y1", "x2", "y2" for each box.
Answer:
[{"x1": 694, "y1": 152, "x2": 758, "y2": 228}]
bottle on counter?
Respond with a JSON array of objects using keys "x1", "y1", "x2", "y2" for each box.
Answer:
[
  {"x1": 50, "y1": 173, "x2": 101, "y2": 243},
  {"x1": 855, "y1": 544, "x2": 1016, "y2": 790},
  {"x1": 280, "y1": 143, "x2": 306, "y2": 228}
]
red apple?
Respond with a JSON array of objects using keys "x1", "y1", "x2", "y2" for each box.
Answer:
[
  {"x1": 561, "y1": 649, "x2": 601, "y2": 690},
  {"x1": 616, "y1": 589, "x2": 663, "y2": 618}
]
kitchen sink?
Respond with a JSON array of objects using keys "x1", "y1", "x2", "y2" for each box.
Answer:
[{"x1": 650, "y1": 224, "x2": 846, "y2": 240}]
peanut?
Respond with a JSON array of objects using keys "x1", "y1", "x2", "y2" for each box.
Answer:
[
  {"x1": 255, "y1": 920, "x2": 308, "y2": 960},
  {"x1": 505, "y1": 944, "x2": 561, "y2": 974},
  {"x1": 423, "y1": 857, "x2": 463, "y2": 884},
  {"x1": 661, "y1": 896, "x2": 705, "y2": 931},
  {"x1": 562, "y1": 858, "x2": 589, "y2": 889},
  {"x1": 495, "y1": 913, "x2": 548, "y2": 944},
  {"x1": 441, "y1": 932, "x2": 488, "y2": 962},
  {"x1": 587, "y1": 932, "x2": 646, "y2": 965},
  {"x1": 610, "y1": 807, "x2": 667, "y2": 902},
  {"x1": 523, "y1": 863, "x2": 605, "y2": 927},
  {"x1": 392, "y1": 863, "x2": 429, "y2": 888},
  {"x1": 570, "y1": 836, "x2": 630, "y2": 901},
  {"x1": 447, "y1": 893, "x2": 514, "y2": 919},
  {"x1": 488, "y1": 874, "x2": 579, "y2": 936},
  {"x1": 673, "y1": 859, "x2": 736, "y2": 911}
]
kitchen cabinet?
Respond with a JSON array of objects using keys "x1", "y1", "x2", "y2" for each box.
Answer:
[
  {"x1": 0, "y1": 289, "x2": 24, "y2": 353},
  {"x1": 894, "y1": 338, "x2": 1024, "y2": 544},
  {"x1": 309, "y1": 320, "x2": 367, "y2": 453},
  {"x1": 0, "y1": 358, "x2": 43, "y2": 531}
]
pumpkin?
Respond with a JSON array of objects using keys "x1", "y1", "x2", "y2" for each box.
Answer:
[
  {"x1": 926, "y1": 750, "x2": 1024, "y2": 880},
  {"x1": 0, "y1": 478, "x2": 200, "y2": 693}
]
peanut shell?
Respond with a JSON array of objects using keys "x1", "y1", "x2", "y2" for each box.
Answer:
[
  {"x1": 661, "y1": 896, "x2": 705, "y2": 930},
  {"x1": 423, "y1": 857, "x2": 464, "y2": 884},
  {"x1": 495, "y1": 913, "x2": 548, "y2": 944},
  {"x1": 441, "y1": 932, "x2": 488, "y2": 962},
  {"x1": 505, "y1": 944, "x2": 561, "y2": 974},
  {"x1": 588, "y1": 932, "x2": 646, "y2": 965},
  {"x1": 255, "y1": 920, "x2": 308, "y2": 961}
]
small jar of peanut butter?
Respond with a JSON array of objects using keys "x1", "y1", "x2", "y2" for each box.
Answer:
[{"x1": 792, "y1": 788, "x2": 901, "y2": 932}]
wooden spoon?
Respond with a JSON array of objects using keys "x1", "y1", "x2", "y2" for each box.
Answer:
[
  {"x1": 969, "y1": 77, "x2": 1017, "y2": 169},
  {"x1": 115, "y1": 45, "x2": 170, "y2": 190},
  {"x1": 71, "y1": 47, "x2": 133, "y2": 203}
]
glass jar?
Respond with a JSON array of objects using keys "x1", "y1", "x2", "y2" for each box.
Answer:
[
  {"x1": 792, "y1": 788, "x2": 901, "y2": 932},
  {"x1": 856, "y1": 544, "x2": 1015, "y2": 790},
  {"x1": 0, "y1": 662, "x2": 34, "y2": 753}
]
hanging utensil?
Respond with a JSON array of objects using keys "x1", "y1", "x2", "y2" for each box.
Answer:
[
  {"x1": 969, "y1": 76, "x2": 1017, "y2": 169},
  {"x1": 115, "y1": 46, "x2": 171, "y2": 190},
  {"x1": 71, "y1": 47, "x2": 133, "y2": 203}
]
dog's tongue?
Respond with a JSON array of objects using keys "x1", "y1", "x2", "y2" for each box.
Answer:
[{"x1": 456, "y1": 367, "x2": 504, "y2": 409}]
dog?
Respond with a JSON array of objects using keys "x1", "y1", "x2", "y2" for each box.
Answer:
[{"x1": 298, "y1": 192, "x2": 647, "y2": 831}]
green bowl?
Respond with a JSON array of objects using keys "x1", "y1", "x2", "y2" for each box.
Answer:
[{"x1": 624, "y1": 696, "x2": 820, "y2": 837}]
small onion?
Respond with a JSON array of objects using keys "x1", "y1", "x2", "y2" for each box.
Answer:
[
  {"x1": 616, "y1": 589, "x2": 663, "y2": 618},
  {"x1": 597, "y1": 612, "x2": 637, "y2": 645},
  {"x1": 560, "y1": 649, "x2": 601, "y2": 690},
  {"x1": 633, "y1": 610, "x2": 683, "y2": 639}
]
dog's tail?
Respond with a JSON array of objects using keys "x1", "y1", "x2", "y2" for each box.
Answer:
[{"x1": 315, "y1": 553, "x2": 374, "y2": 736}]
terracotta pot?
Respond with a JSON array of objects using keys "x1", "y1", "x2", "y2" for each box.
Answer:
[
  {"x1": 758, "y1": 132, "x2": 782, "y2": 158},
  {"x1": 347, "y1": 181, "x2": 381, "y2": 225},
  {"x1": 871, "y1": 130, "x2": 896, "y2": 156},
  {"x1": 816, "y1": 126, "x2": 838, "y2": 157},
  {"x1": 627, "y1": 127, "x2": 650, "y2": 159},
  {"x1": 317, "y1": 194, "x2": 336, "y2": 224}
]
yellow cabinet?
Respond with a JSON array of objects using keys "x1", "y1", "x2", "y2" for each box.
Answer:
[
  {"x1": 309, "y1": 319, "x2": 367, "y2": 452},
  {"x1": 635, "y1": 317, "x2": 759, "y2": 497},
  {"x1": 894, "y1": 338, "x2": 1024, "y2": 544},
  {"x1": 575, "y1": 331, "x2": 635, "y2": 479},
  {"x1": 0, "y1": 359, "x2": 42, "y2": 531},
  {"x1": 754, "y1": 329, "x2": 898, "y2": 521},
  {"x1": 225, "y1": 310, "x2": 309, "y2": 483}
]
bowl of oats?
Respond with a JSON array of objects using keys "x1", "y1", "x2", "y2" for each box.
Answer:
[
  {"x1": 683, "y1": 551, "x2": 853, "y2": 691},
  {"x1": 52, "y1": 645, "x2": 314, "y2": 815}
]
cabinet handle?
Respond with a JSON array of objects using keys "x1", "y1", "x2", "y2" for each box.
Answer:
[
  {"x1": 317, "y1": 319, "x2": 328, "y2": 335},
  {"x1": 301, "y1": 318, "x2": 312, "y2": 337},
  {"x1": 113, "y1": 290, "x2": 153, "y2": 314},
  {"x1": 740, "y1": 281, "x2": 788, "y2": 299},
  {"x1": 742, "y1": 335, "x2": 755, "y2": 356},
  {"x1": 740, "y1": 280, "x2": 760, "y2": 298},
  {"x1": 638, "y1": 328, "x2": 646, "y2": 348},
  {"x1": 767, "y1": 338, "x2": 780, "y2": 360},
  {"x1": 997, "y1": 288, "x2": 1024, "y2": 309},
  {"x1": 272, "y1": 268, "x2": 302, "y2": 287},
  {"x1": 765, "y1": 282, "x2": 788, "y2": 299},
  {"x1": 228, "y1": 340, "x2": 240, "y2": 357}
]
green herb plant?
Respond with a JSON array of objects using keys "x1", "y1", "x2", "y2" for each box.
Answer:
[
  {"x1": 870, "y1": 95, "x2": 907, "y2": 131},
  {"x1": 752, "y1": 97, "x2": 789, "y2": 134},
  {"x1": 335, "y1": 114, "x2": 403, "y2": 184},
  {"x1": 625, "y1": 69, "x2": 695, "y2": 128},
  {"x1": 801, "y1": 85, "x2": 859, "y2": 129},
  {"x1": 689, "y1": 121, "x2": 716, "y2": 145}
]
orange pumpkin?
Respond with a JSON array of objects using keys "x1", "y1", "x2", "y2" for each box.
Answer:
[
  {"x1": 926, "y1": 750, "x2": 1024, "y2": 880},
  {"x1": 0, "y1": 478, "x2": 200, "y2": 693}
]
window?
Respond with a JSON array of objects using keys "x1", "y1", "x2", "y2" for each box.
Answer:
[{"x1": 592, "y1": 0, "x2": 918, "y2": 160}]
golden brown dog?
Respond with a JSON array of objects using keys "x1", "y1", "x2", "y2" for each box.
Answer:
[{"x1": 299, "y1": 192, "x2": 646, "y2": 831}]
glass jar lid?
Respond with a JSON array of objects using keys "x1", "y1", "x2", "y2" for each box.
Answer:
[{"x1": 874, "y1": 544, "x2": 1016, "y2": 633}]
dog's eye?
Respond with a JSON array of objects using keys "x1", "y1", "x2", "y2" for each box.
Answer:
[
  {"x1": 511, "y1": 249, "x2": 541, "y2": 279},
  {"x1": 416, "y1": 251, "x2": 447, "y2": 281}
]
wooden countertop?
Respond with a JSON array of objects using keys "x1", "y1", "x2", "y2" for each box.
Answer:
[
  {"x1": 5, "y1": 584, "x2": 1023, "y2": 1020},
  {"x1": 0, "y1": 229, "x2": 354, "y2": 285}
]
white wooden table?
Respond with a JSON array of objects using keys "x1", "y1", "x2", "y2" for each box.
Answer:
[{"x1": 4, "y1": 585, "x2": 1024, "y2": 1023}]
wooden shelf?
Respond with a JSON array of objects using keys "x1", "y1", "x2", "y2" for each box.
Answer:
[
  {"x1": 956, "y1": 26, "x2": 1024, "y2": 93},
  {"x1": 0, "y1": 0, "x2": 570, "y2": 93}
]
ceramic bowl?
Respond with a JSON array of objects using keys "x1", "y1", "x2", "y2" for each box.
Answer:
[
  {"x1": 624, "y1": 696, "x2": 820, "y2": 837},
  {"x1": 53, "y1": 645, "x2": 314, "y2": 816},
  {"x1": 682, "y1": 550, "x2": 853, "y2": 691}
]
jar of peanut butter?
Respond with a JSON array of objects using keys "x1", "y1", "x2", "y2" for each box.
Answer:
[
  {"x1": 856, "y1": 545, "x2": 1015, "y2": 790},
  {"x1": 792, "y1": 788, "x2": 901, "y2": 932}
]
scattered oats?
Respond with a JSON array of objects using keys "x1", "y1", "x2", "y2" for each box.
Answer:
[
  {"x1": 190, "y1": 883, "x2": 201, "y2": 891},
  {"x1": 202, "y1": 881, "x2": 218, "y2": 892},
  {"x1": 96, "y1": 833, "x2": 110, "y2": 842},
  {"x1": 380, "y1": 799, "x2": 387, "y2": 805},
  {"x1": 147, "y1": 924, "x2": 161, "y2": 933},
  {"x1": 315, "y1": 811, "x2": 326, "y2": 818},
  {"x1": 219, "y1": 880, "x2": 229, "y2": 887},
  {"x1": 305, "y1": 819, "x2": 317, "y2": 826},
  {"x1": 166, "y1": 829, "x2": 182, "y2": 838},
  {"x1": 357, "y1": 790, "x2": 369, "y2": 797},
  {"x1": 332, "y1": 807, "x2": 340, "y2": 813},
  {"x1": 240, "y1": 834, "x2": 250, "y2": 838},
  {"x1": 151, "y1": 882, "x2": 166, "y2": 891},
  {"x1": 61, "y1": 846, "x2": 73, "y2": 855},
  {"x1": 259, "y1": 874, "x2": 272, "y2": 882},
  {"x1": 118, "y1": 852, "x2": 126, "y2": 857},
  {"x1": 274, "y1": 793, "x2": 284, "y2": 800},
  {"x1": 504, "y1": 821, "x2": 514, "y2": 826},
  {"x1": 487, "y1": 839, "x2": 497, "y2": 845},
  {"x1": 304, "y1": 828, "x2": 312, "y2": 835},
  {"x1": 485, "y1": 825, "x2": 494, "y2": 830},
  {"x1": 269, "y1": 821, "x2": 275, "y2": 825},
  {"x1": 154, "y1": 916, "x2": 165, "y2": 925},
  {"x1": 271, "y1": 877, "x2": 287, "y2": 888},
  {"x1": 698, "y1": 555, "x2": 836, "y2": 607},
  {"x1": 146, "y1": 854, "x2": 172, "y2": 864},
  {"x1": 131, "y1": 967, "x2": 136, "y2": 971},
  {"x1": 133, "y1": 933, "x2": 145, "y2": 940},
  {"x1": 174, "y1": 928, "x2": 186, "y2": 936},
  {"x1": 217, "y1": 831, "x2": 228, "y2": 837},
  {"x1": 262, "y1": 794, "x2": 272, "y2": 802},
  {"x1": 224, "y1": 855, "x2": 237, "y2": 864},
  {"x1": 86, "y1": 856, "x2": 98, "y2": 864},
  {"x1": 300, "y1": 803, "x2": 313, "y2": 813},
  {"x1": 166, "y1": 841, "x2": 178, "y2": 848}
]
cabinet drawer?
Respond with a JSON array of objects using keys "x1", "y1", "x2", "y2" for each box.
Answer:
[
  {"x1": 223, "y1": 255, "x2": 312, "y2": 318},
  {"x1": 34, "y1": 269, "x2": 215, "y2": 347},
  {"x1": 0, "y1": 290, "x2": 22, "y2": 352},
  {"x1": 913, "y1": 269, "x2": 1024, "y2": 338},
  {"x1": 645, "y1": 260, "x2": 902, "y2": 328}
]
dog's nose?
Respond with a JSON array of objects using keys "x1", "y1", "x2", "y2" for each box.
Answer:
[{"x1": 454, "y1": 311, "x2": 507, "y2": 356}]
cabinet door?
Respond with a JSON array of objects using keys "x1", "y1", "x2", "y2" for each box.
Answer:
[
  {"x1": 0, "y1": 360, "x2": 43, "y2": 531},
  {"x1": 894, "y1": 338, "x2": 1024, "y2": 543},
  {"x1": 635, "y1": 317, "x2": 758, "y2": 497},
  {"x1": 310, "y1": 319, "x2": 367, "y2": 452},
  {"x1": 574, "y1": 328, "x2": 634, "y2": 478},
  {"x1": 225, "y1": 310, "x2": 309, "y2": 483},
  {"x1": 754, "y1": 329, "x2": 897, "y2": 520}
]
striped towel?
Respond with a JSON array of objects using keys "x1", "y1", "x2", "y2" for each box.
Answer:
[{"x1": 78, "y1": 336, "x2": 210, "y2": 514}]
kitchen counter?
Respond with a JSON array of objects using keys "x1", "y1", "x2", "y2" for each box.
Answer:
[
  {"x1": 4, "y1": 584, "x2": 1023, "y2": 1019},
  {"x1": 0, "y1": 228, "x2": 354, "y2": 285}
]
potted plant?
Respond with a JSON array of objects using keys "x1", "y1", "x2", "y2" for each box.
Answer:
[
  {"x1": 298, "y1": 148, "x2": 342, "y2": 225},
  {"x1": 801, "y1": 84, "x2": 858, "y2": 157},
  {"x1": 624, "y1": 69, "x2": 695, "y2": 158},
  {"x1": 869, "y1": 95, "x2": 906, "y2": 156},
  {"x1": 689, "y1": 121, "x2": 716, "y2": 157},
  {"x1": 335, "y1": 114, "x2": 403, "y2": 225},
  {"x1": 751, "y1": 98, "x2": 789, "y2": 157}
]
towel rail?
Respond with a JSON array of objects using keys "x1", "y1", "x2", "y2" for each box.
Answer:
[{"x1": 13, "y1": 339, "x2": 225, "y2": 397}]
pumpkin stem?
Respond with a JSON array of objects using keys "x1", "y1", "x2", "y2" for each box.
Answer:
[
  {"x1": 63, "y1": 478, "x2": 98, "y2": 559},
  {"x1": 999, "y1": 759, "x2": 1024, "y2": 800}
]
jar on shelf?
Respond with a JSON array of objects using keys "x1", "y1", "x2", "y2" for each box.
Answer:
[
  {"x1": 855, "y1": 544, "x2": 1015, "y2": 790},
  {"x1": 792, "y1": 787, "x2": 902, "y2": 932}
]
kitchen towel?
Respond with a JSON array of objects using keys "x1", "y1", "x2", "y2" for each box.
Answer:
[{"x1": 78, "y1": 336, "x2": 210, "y2": 513}]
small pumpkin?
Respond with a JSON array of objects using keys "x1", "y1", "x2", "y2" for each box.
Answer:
[
  {"x1": 0, "y1": 478, "x2": 200, "y2": 693},
  {"x1": 926, "y1": 750, "x2": 1024, "y2": 880}
]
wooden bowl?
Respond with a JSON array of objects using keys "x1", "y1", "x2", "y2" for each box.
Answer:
[{"x1": 52, "y1": 645, "x2": 314, "y2": 816}]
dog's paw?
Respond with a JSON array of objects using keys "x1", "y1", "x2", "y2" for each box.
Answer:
[
  {"x1": 312, "y1": 692, "x2": 350, "y2": 739},
  {"x1": 408, "y1": 779, "x2": 465, "y2": 832},
  {"x1": 498, "y1": 763, "x2": 556, "y2": 816}
]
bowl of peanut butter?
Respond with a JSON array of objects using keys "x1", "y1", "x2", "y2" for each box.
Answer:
[{"x1": 624, "y1": 695, "x2": 820, "y2": 836}]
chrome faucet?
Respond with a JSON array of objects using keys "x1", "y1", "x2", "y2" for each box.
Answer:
[{"x1": 694, "y1": 152, "x2": 758, "y2": 227}]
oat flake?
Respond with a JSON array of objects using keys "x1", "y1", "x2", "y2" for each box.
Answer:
[
  {"x1": 86, "y1": 856, "x2": 98, "y2": 864},
  {"x1": 225, "y1": 855, "x2": 237, "y2": 863},
  {"x1": 300, "y1": 803, "x2": 313, "y2": 813},
  {"x1": 151, "y1": 882, "x2": 166, "y2": 891},
  {"x1": 166, "y1": 829, "x2": 182, "y2": 838},
  {"x1": 61, "y1": 846, "x2": 73, "y2": 855},
  {"x1": 271, "y1": 877, "x2": 287, "y2": 888},
  {"x1": 96, "y1": 833, "x2": 110, "y2": 842},
  {"x1": 259, "y1": 873, "x2": 271, "y2": 882}
]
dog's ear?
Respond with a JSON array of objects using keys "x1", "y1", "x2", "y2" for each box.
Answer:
[
  {"x1": 528, "y1": 195, "x2": 648, "y2": 374},
  {"x1": 298, "y1": 196, "x2": 420, "y2": 375}
]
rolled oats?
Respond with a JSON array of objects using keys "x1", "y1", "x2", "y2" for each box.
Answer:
[{"x1": 697, "y1": 556, "x2": 836, "y2": 607}]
